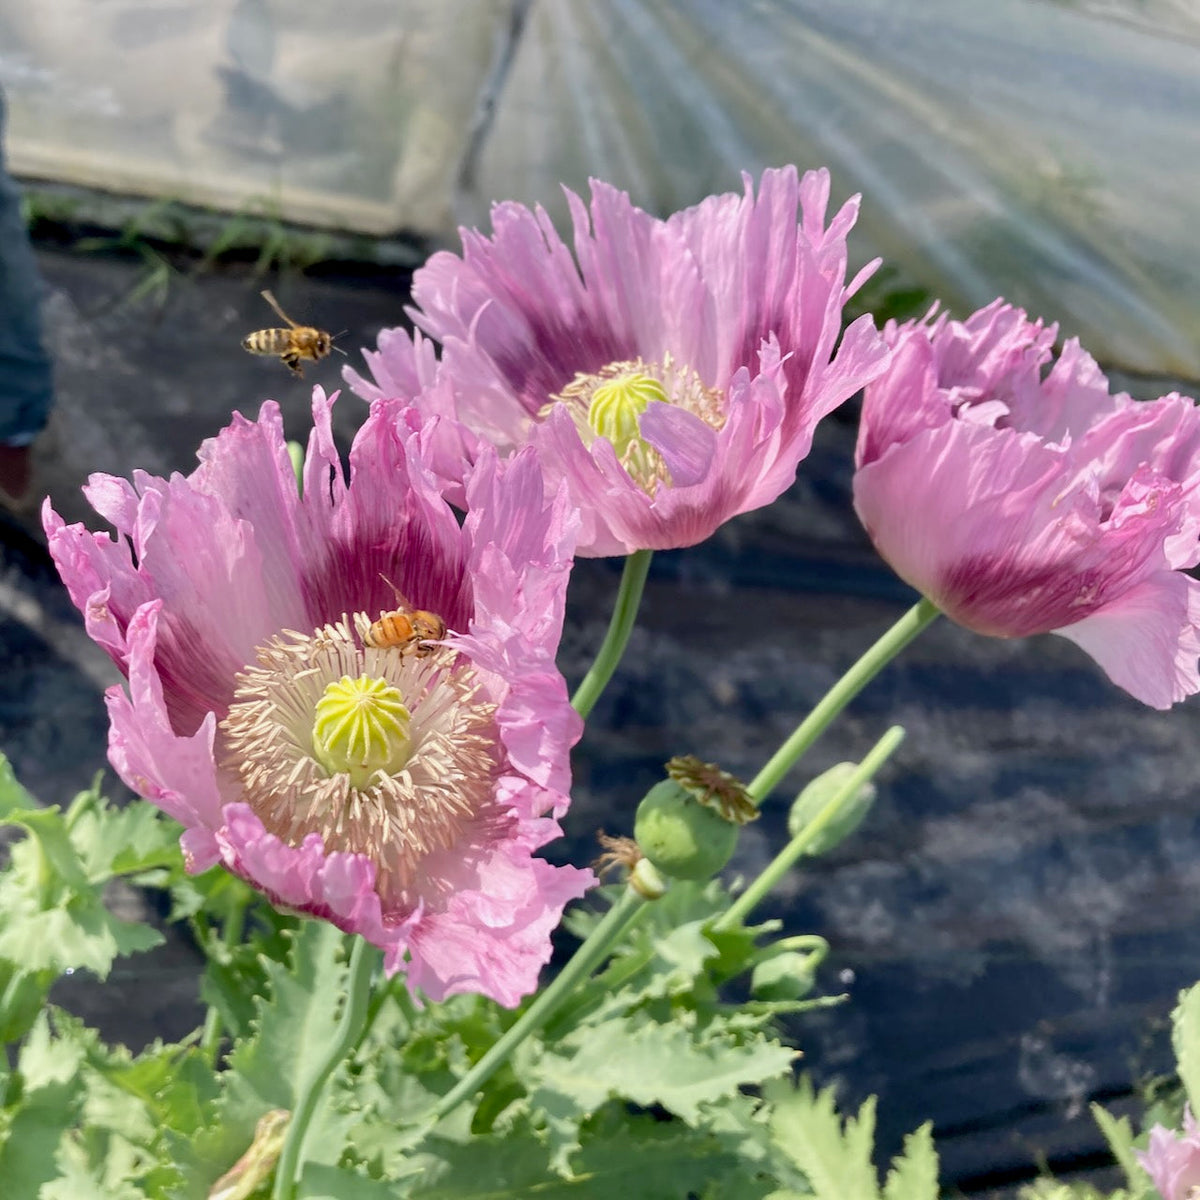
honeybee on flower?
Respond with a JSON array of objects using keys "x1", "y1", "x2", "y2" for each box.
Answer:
[{"x1": 361, "y1": 576, "x2": 448, "y2": 656}]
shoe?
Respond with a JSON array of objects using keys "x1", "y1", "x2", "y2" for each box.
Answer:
[{"x1": 0, "y1": 442, "x2": 32, "y2": 511}]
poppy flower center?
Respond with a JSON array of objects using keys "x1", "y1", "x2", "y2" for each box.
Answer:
[
  {"x1": 586, "y1": 370, "x2": 666, "y2": 456},
  {"x1": 546, "y1": 355, "x2": 727, "y2": 495},
  {"x1": 217, "y1": 615, "x2": 511, "y2": 911},
  {"x1": 311, "y1": 674, "x2": 412, "y2": 790}
]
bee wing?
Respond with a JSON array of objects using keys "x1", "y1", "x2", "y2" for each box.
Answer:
[
  {"x1": 260, "y1": 289, "x2": 299, "y2": 330},
  {"x1": 377, "y1": 573, "x2": 413, "y2": 608}
]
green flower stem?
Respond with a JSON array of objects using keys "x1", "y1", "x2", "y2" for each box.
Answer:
[
  {"x1": 717, "y1": 725, "x2": 906, "y2": 932},
  {"x1": 747, "y1": 597, "x2": 939, "y2": 803},
  {"x1": 351, "y1": 967, "x2": 421, "y2": 1057},
  {"x1": 273, "y1": 934, "x2": 380, "y2": 1200},
  {"x1": 199, "y1": 897, "x2": 248, "y2": 1066},
  {"x1": 429, "y1": 885, "x2": 649, "y2": 1123},
  {"x1": 571, "y1": 550, "x2": 653, "y2": 720},
  {"x1": 357, "y1": 971, "x2": 400, "y2": 1050}
]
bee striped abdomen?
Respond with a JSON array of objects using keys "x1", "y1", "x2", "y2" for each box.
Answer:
[
  {"x1": 364, "y1": 611, "x2": 419, "y2": 650},
  {"x1": 242, "y1": 329, "x2": 294, "y2": 355}
]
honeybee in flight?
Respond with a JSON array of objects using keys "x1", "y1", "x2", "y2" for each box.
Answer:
[
  {"x1": 241, "y1": 290, "x2": 337, "y2": 377},
  {"x1": 364, "y1": 576, "x2": 448, "y2": 657}
]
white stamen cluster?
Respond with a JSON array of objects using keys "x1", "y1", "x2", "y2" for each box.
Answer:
[{"x1": 218, "y1": 616, "x2": 509, "y2": 910}]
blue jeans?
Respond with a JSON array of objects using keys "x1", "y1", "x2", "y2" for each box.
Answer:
[{"x1": 0, "y1": 89, "x2": 53, "y2": 444}]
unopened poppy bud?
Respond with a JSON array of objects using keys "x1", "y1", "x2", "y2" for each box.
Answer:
[
  {"x1": 750, "y1": 951, "x2": 818, "y2": 1002},
  {"x1": 787, "y1": 762, "x2": 876, "y2": 856}
]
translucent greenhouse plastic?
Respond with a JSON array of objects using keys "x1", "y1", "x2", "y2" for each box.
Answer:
[{"x1": 3, "y1": 0, "x2": 1198, "y2": 377}]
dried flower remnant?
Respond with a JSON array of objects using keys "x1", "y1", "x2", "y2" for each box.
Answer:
[
  {"x1": 665, "y1": 754, "x2": 759, "y2": 825},
  {"x1": 347, "y1": 166, "x2": 890, "y2": 555},
  {"x1": 44, "y1": 390, "x2": 592, "y2": 1006},
  {"x1": 592, "y1": 832, "x2": 643, "y2": 881},
  {"x1": 209, "y1": 1109, "x2": 290, "y2": 1200}
]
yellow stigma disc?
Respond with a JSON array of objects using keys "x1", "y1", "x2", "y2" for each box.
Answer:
[{"x1": 311, "y1": 674, "x2": 412, "y2": 790}]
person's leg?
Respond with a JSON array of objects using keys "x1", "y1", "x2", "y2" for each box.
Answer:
[{"x1": 0, "y1": 87, "x2": 54, "y2": 504}]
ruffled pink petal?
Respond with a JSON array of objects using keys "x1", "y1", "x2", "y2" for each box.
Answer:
[
  {"x1": 452, "y1": 442, "x2": 582, "y2": 797},
  {"x1": 1008, "y1": 336, "x2": 1115, "y2": 443},
  {"x1": 801, "y1": 313, "x2": 892, "y2": 434},
  {"x1": 299, "y1": 384, "x2": 345, "y2": 516},
  {"x1": 180, "y1": 827, "x2": 220, "y2": 873},
  {"x1": 670, "y1": 166, "x2": 803, "y2": 385},
  {"x1": 493, "y1": 658, "x2": 580, "y2": 797},
  {"x1": 1055, "y1": 571, "x2": 1200, "y2": 709},
  {"x1": 344, "y1": 335, "x2": 478, "y2": 505},
  {"x1": 343, "y1": 325, "x2": 441, "y2": 404},
  {"x1": 460, "y1": 445, "x2": 579, "y2": 667},
  {"x1": 403, "y1": 817, "x2": 594, "y2": 1006},
  {"x1": 79, "y1": 473, "x2": 143, "y2": 538},
  {"x1": 118, "y1": 492, "x2": 268, "y2": 728},
  {"x1": 398, "y1": 409, "x2": 480, "y2": 511},
  {"x1": 464, "y1": 448, "x2": 577, "y2": 596},
  {"x1": 927, "y1": 301, "x2": 1055, "y2": 410},
  {"x1": 1073, "y1": 394, "x2": 1200, "y2": 567},
  {"x1": 43, "y1": 503, "x2": 149, "y2": 668},
  {"x1": 104, "y1": 601, "x2": 225, "y2": 831},
  {"x1": 640, "y1": 403, "x2": 717, "y2": 488},
  {"x1": 57, "y1": 424, "x2": 302, "y2": 731},
  {"x1": 214, "y1": 803, "x2": 405, "y2": 952},
  {"x1": 855, "y1": 326, "x2": 946, "y2": 469},
  {"x1": 188, "y1": 401, "x2": 314, "y2": 629},
  {"x1": 299, "y1": 393, "x2": 475, "y2": 635},
  {"x1": 855, "y1": 418, "x2": 1193, "y2": 641},
  {"x1": 855, "y1": 421, "x2": 1100, "y2": 633}
]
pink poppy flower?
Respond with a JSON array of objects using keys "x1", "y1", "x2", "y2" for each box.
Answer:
[
  {"x1": 1139, "y1": 1109, "x2": 1200, "y2": 1199},
  {"x1": 43, "y1": 390, "x2": 592, "y2": 1006},
  {"x1": 346, "y1": 166, "x2": 889, "y2": 556},
  {"x1": 854, "y1": 301, "x2": 1200, "y2": 709}
]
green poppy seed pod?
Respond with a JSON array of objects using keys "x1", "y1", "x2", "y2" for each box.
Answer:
[
  {"x1": 634, "y1": 778, "x2": 739, "y2": 881},
  {"x1": 750, "y1": 951, "x2": 819, "y2": 1002},
  {"x1": 787, "y1": 762, "x2": 877, "y2": 855}
]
